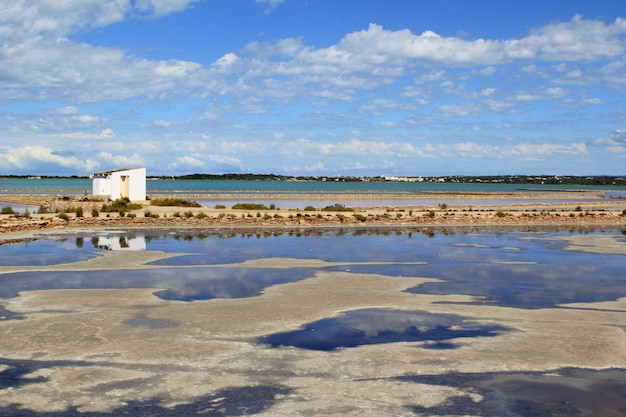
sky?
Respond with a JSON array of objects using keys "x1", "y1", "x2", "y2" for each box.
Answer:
[{"x1": 1, "y1": 0, "x2": 625, "y2": 177}]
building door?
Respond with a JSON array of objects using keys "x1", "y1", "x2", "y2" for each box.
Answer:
[{"x1": 120, "y1": 176, "x2": 129, "y2": 199}]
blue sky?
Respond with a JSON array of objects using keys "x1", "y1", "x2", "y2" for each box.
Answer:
[{"x1": 1, "y1": 1, "x2": 625, "y2": 176}]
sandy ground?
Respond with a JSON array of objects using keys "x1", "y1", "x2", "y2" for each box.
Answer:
[
  {"x1": 1, "y1": 191, "x2": 625, "y2": 241},
  {"x1": 0, "y1": 192, "x2": 625, "y2": 416}
]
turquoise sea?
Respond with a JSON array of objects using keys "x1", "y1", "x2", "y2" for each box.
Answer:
[
  {"x1": 3, "y1": 177, "x2": 625, "y2": 210},
  {"x1": 0, "y1": 177, "x2": 622, "y2": 194}
]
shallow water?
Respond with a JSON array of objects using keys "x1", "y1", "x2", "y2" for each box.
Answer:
[
  {"x1": 1, "y1": 227, "x2": 624, "y2": 416},
  {"x1": 1, "y1": 228, "x2": 624, "y2": 312},
  {"x1": 0, "y1": 267, "x2": 314, "y2": 301},
  {"x1": 194, "y1": 197, "x2": 606, "y2": 209},
  {"x1": 259, "y1": 308, "x2": 509, "y2": 351}
]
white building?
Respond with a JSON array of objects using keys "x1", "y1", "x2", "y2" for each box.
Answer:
[
  {"x1": 93, "y1": 234, "x2": 146, "y2": 251},
  {"x1": 91, "y1": 168, "x2": 146, "y2": 201}
]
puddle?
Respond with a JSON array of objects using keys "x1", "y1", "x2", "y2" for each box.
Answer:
[
  {"x1": 124, "y1": 315, "x2": 177, "y2": 328},
  {"x1": 323, "y1": 232, "x2": 626, "y2": 309},
  {"x1": 0, "y1": 237, "x2": 98, "y2": 266},
  {"x1": 397, "y1": 367, "x2": 626, "y2": 417},
  {"x1": 1, "y1": 229, "x2": 624, "y2": 308},
  {"x1": 410, "y1": 255, "x2": 626, "y2": 309},
  {"x1": 0, "y1": 305, "x2": 23, "y2": 321},
  {"x1": 259, "y1": 309, "x2": 509, "y2": 351},
  {"x1": 147, "y1": 230, "x2": 434, "y2": 266},
  {"x1": 0, "y1": 355, "x2": 292, "y2": 416},
  {"x1": 0, "y1": 267, "x2": 314, "y2": 301}
]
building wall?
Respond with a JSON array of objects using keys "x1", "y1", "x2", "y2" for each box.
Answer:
[
  {"x1": 92, "y1": 177, "x2": 111, "y2": 196},
  {"x1": 92, "y1": 168, "x2": 146, "y2": 201}
]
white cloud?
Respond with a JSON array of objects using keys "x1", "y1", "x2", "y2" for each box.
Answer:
[
  {"x1": 591, "y1": 129, "x2": 626, "y2": 154},
  {"x1": 56, "y1": 106, "x2": 79, "y2": 115},
  {"x1": 75, "y1": 114, "x2": 101, "y2": 123},
  {"x1": 51, "y1": 128, "x2": 115, "y2": 140},
  {"x1": 506, "y1": 143, "x2": 587, "y2": 157},
  {"x1": 96, "y1": 151, "x2": 144, "y2": 168},
  {"x1": 167, "y1": 153, "x2": 244, "y2": 173},
  {"x1": 171, "y1": 155, "x2": 206, "y2": 168},
  {"x1": 520, "y1": 15, "x2": 626, "y2": 61},
  {"x1": 0, "y1": 145, "x2": 99, "y2": 172},
  {"x1": 0, "y1": 0, "x2": 130, "y2": 42},
  {"x1": 134, "y1": 0, "x2": 201, "y2": 18},
  {"x1": 255, "y1": 0, "x2": 285, "y2": 15},
  {"x1": 215, "y1": 53, "x2": 240, "y2": 68},
  {"x1": 1, "y1": 4, "x2": 624, "y2": 176},
  {"x1": 0, "y1": 0, "x2": 201, "y2": 42},
  {"x1": 2, "y1": 11, "x2": 625, "y2": 107}
]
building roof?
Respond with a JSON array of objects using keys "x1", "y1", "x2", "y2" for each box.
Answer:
[{"x1": 91, "y1": 168, "x2": 143, "y2": 177}]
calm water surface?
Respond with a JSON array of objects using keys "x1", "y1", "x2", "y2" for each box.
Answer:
[
  {"x1": 1, "y1": 178, "x2": 617, "y2": 211},
  {"x1": 1, "y1": 228, "x2": 624, "y2": 308},
  {"x1": 0, "y1": 177, "x2": 619, "y2": 193}
]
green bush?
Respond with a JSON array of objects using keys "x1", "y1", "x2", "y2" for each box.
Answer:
[
  {"x1": 58, "y1": 212, "x2": 69, "y2": 221},
  {"x1": 353, "y1": 213, "x2": 367, "y2": 222},
  {"x1": 496, "y1": 210, "x2": 508, "y2": 217},
  {"x1": 144, "y1": 210, "x2": 159, "y2": 218},
  {"x1": 91, "y1": 208, "x2": 99, "y2": 217},
  {"x1": 232, "y1": 203, "x2": 269, "y2": 210},
  {"x1": 1, "y1": 206, "x2": 14, "y2": 215},
  {"x1": 196, "y1": 212, "x2": 208, "y2": 219},
  {"x1": 214, "y1": 204, "x2": 226, "y2": 209},
  {"x1": 101, "y1": 198, "x2": 142, "y2": 213},
  {"x1": 150, "y1": 198, "x2": 201, "y2": 207},
  {"x1": 322, "y1": 204, "x2": 354, "y2": 212},
  {"x1": 304, "y1": 206, "x2": 316, "y2": 211},
  {"x1": 427, "y1": 210, "x2": 436, "y2": 218}
]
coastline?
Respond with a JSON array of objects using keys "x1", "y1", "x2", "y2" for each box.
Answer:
[
  {"x1": 2, "y1": 192, "x2": 626, "y2": 416},
  {"x1": 1, "y1": 191, "x2": 625, "y2": 241}
]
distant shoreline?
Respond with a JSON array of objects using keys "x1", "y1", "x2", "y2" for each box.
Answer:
[
  {"x1": 2, "y1": 173, "x2": 625, "y2": 184},
  {"x1": 1, "y1": 191, "x2": 625, "y2": 241}
]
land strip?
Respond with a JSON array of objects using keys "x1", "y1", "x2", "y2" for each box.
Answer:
[{"x1": 1, "y1": 191, "x2": 625, "y2": 241}]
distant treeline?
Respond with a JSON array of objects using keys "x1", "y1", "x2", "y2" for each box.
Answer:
[
  {"x1": 0, "y1": 175, "x2": 89, "y2": 179},
  {"x1": 2, "y1": 173, "x2": 624, "y2": 186},
  {"x1": 173, "y1": 173, "x2": 293, "y2": 181},
  {"x1": 162, "y1": 173, "x2": 626, "y2": 186}
]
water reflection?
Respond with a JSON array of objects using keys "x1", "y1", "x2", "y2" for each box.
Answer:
[
  {"x1": 0, "y1": 267, "x2": 313, "y2": 301},
  {"x1": 0, "y1": 237, "x2": 97, "y2": 266},
  {"x1": 1, "y1": 228, "x2": 624, "y2": 309},
  {"x1": 259, "y1": 309, "x2": 509, "y2": 351},
  {"x1": 397, "y1": 367, "x2": 626, "y2": 416},
  {"x1": 92, "y1": 235, "x2": 146, "y2": 251},
  {"x1": 194, "y1": 197, "x2": 607, "y2": 209}
]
